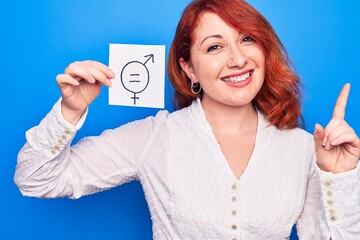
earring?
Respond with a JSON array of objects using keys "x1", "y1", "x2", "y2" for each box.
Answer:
[{"x1": 191, "y1": 82, "x2": 202, "y2": 94}]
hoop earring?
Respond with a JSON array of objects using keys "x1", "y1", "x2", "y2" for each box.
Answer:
[{"x1": 191, "y1": 82, "x2": 202, "y2": 94}]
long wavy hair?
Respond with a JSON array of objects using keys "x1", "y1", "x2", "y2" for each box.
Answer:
[{"x1": 167, "y1": 0, "x2": 302, "y2": 129}]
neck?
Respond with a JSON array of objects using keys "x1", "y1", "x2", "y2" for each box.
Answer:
[{"x1": 201, "y1": 98, "x2": 258, "y2": 134}]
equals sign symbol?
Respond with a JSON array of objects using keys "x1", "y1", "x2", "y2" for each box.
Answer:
[{"x1": 129, "y1": 74, "x2": 140, "y2": 83}]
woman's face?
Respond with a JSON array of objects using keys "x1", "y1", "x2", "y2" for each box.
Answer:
[{"x1": 180, "y1": 12, "x2": 265, "y2": 110}]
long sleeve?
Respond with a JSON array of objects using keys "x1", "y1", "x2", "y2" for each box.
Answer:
[
  {"x1": 317, "y1": 161, "x2": 360, "y2": 239},
  {"x1": 296, "y1": 153, "x2": 360, "y2": 240},
  {"x1": 14, "y1": 99, "x2": 168, "y2": 199}
]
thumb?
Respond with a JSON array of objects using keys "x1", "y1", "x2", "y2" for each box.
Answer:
[{"x1": 313, "y1": 123, "x2": 325, "y2": 151}]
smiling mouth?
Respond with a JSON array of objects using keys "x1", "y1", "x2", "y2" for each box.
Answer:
[{"x1": 221, "y1": 71, "x2": 253, "y2": 83}]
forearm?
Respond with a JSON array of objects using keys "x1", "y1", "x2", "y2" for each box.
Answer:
[
  {"x1": 14, "y1": 98, "x2": 160, "y2": 199},
  {"x1": 14, "y1": 98, "x2": 87, "y2": 198}
]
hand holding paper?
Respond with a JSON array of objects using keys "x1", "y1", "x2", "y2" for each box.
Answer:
[{"x1": 56, "y1": 61, "x2": 116, "y2": 125}]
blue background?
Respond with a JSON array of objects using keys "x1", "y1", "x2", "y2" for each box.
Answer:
[{"x1": 1, "y1": 1, "x2": 359, "y2": 239}]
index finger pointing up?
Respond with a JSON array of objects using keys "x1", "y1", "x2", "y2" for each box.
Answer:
[{"x1": 333, "y1": 83, "x2": 350, "y2": 119}]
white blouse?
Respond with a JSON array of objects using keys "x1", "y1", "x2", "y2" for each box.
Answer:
[{"x1": 15, "y1": 98, "x2": 360, "y2": 240}]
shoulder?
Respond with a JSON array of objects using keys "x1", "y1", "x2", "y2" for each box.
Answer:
[
  {"x1": 259, "y1": 111, "x2": 314, "y2": 150},
  {"x1": 115, "y1": 100, "x2": 197, "y2": 135},
  {"x1": 275, "y1": 126, "x2": 312, "y2": 143},
  {"x1": 162, "y1": 101, "x2": 196, "y2": 124},
  {"x1": 125, "y1": 103, "x2": 193, "y2": 131}
]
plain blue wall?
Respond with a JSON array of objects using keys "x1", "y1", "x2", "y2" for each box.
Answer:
[{"x1": 1, "y1": 1, "x2": 359, "y2": 239}]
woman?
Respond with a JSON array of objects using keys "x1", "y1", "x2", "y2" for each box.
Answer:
[{"x1": 15, "y1": 0, "x2": 360, "y2": 239}]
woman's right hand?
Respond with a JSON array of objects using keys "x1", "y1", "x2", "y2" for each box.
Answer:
[{"x1": 56, "y1": 60, "x2": 116, "y2": 125}]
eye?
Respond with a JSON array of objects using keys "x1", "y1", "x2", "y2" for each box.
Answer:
[
  {"x1": 241, "y1": 36, "x2": 256, "y2": 44},
  {"x1": 207, "y1": 44, "x2": 221, "y2": 52}
]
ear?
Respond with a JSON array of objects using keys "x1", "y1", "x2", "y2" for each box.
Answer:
[{"x1": 179, "y1": 57, "x2": 197, "y2": 82}]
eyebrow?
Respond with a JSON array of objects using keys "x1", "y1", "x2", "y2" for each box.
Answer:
[{"x1": 200, "y1": 34, "x2": 223, "y2": 45}]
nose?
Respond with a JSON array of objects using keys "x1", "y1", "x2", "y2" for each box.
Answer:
[{"x1": 227, "y1": 45, "x2": 247, "y2": 68}]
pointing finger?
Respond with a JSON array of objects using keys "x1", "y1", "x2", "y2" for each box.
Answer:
[{"x1": 332, "y1": 83, "x2": 350, "y2": 119}]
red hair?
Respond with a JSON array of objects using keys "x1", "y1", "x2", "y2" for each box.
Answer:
[{"x1": 167, "y1": 0, "x2": 302, "y2": 129}]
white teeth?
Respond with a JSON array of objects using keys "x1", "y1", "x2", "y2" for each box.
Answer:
[{"x1": 223, "y1": 72, "x2": 251, "y2": 83}]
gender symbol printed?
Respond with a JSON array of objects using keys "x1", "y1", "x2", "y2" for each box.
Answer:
[{"x1": 120, "y1": 54, "x2": 154, "y2": 105}]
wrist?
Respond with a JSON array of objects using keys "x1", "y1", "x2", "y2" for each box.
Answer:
[
  {"x1": 317, "y1": 160, "x2": 358, "y2": 174},
  {"x1": 61, "y1": 102, "x2": 86, "y2": 126}
]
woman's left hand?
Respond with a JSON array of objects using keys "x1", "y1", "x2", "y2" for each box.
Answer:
[{"x1": 314, "y1": 83, "x2": 360, "y2": 173}]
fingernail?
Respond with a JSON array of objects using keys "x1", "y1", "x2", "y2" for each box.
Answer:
[
  {"x1": 331, "y1": 138, "x2": 338, "y2": 145},
  {"x1": 108, "y1": 70, "x2": 116, "y2": 78}
]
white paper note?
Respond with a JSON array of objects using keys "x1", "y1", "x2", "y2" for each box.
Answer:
[{"x1": 109, "y1": 44, "x2": 165, "y2": 108}]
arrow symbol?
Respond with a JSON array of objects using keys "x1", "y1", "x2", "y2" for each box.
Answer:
[{"x1": 144, "y1": 54, "x2": 154, "y2": 65}]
